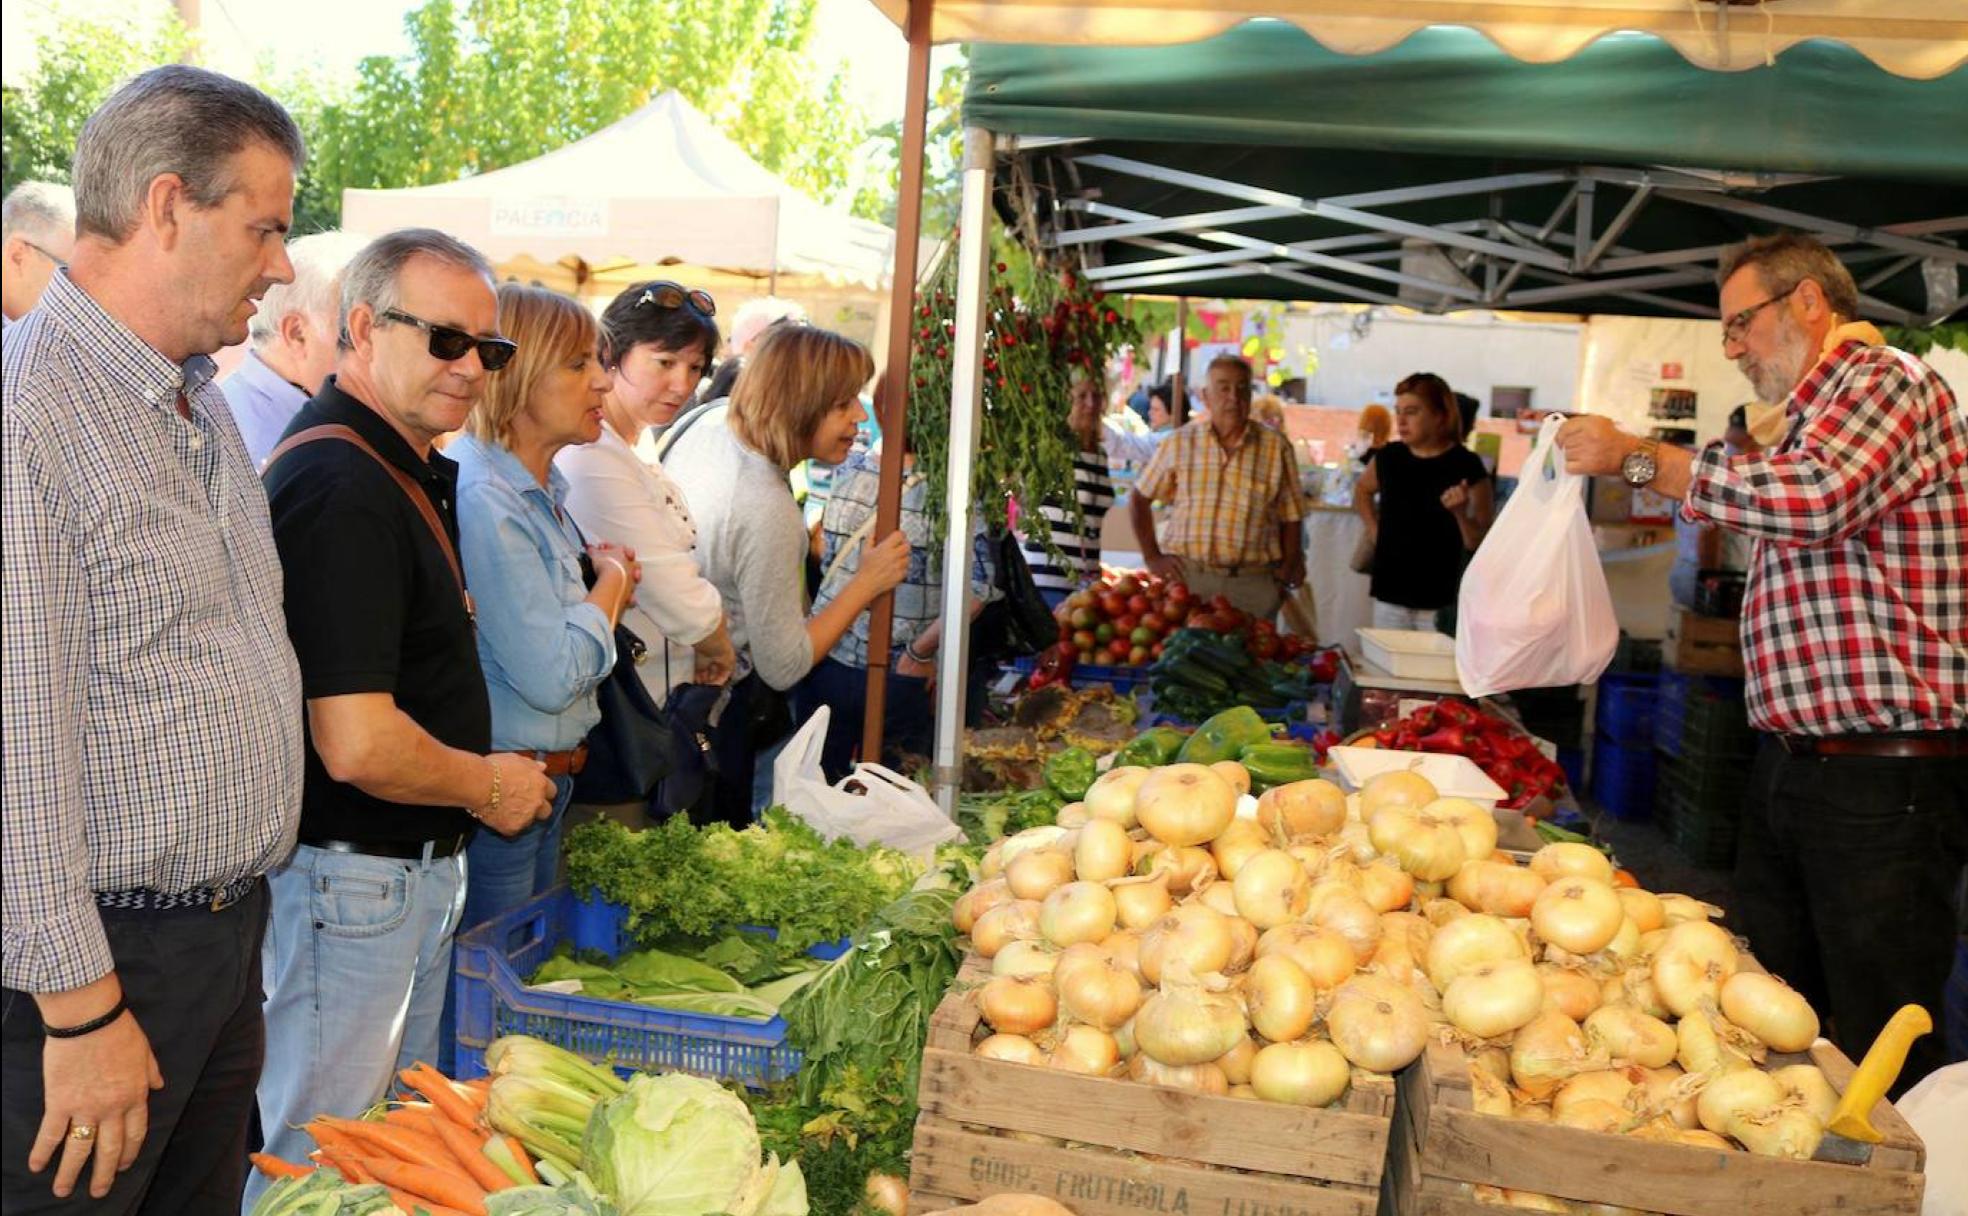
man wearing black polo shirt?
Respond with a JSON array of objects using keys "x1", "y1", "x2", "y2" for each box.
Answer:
[{"x1": 252, "y1": 228, "x2": 555, "y2": 1198}]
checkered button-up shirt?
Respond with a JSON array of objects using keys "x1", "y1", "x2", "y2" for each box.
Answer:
[
  {"x1": 1686, "y1": 338, "x2": 1967, "y2": 737},
  {"x1": 2, "y1": 273, "x2": 304, "y2": 992},
  {"x1": 1135, "y1": 420, "x2": 1306, "y2": 569}
]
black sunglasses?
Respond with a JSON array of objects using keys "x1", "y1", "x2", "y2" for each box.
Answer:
[
  {"x1": 636, "y1": 282, "x2": 717, "y2": 318},
  {"x1": 379, "y1": 307, "x2": 518, "y2": 371}
]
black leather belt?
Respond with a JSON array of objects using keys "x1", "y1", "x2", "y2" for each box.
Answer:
[
  {"x1": 1777, "y1": 732, "x2": 1967, "y2": 760},
  {"x1": 300, "y1": 834, "x2": 469, "y2": 860}
]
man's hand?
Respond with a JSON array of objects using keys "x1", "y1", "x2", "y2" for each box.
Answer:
[
  {"x1": 1145, "y1": 552, "x2": 1185, "y2": 583},
  {"x1": 1276, "y1": 549, "x2": 1306, "y2": 590},
  {"x1": 691, "y1": 622, "x2": 737, "y2": 686},
  {"x1": 1440, "y1": 481, "x2": 1471, "y2": 512},
  {"x1": 481, "y1": 753, "x2": 555, "y2": 836},
  {"x1": 30, "y1": 979, "x2": 162, "y2": 1200},
  {"x1": 1557, "y1": 415, "x2": 1639, "y2": 478}
]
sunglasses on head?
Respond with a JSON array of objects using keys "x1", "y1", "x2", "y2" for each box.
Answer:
[
  {"x1": 379, "y1": 307, "x2": 518, "y2": 371},
  {"x1": 636, "y1": 282, "x2": 717, "y2": 317}
]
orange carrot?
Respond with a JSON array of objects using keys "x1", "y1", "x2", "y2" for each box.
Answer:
[
  {"x1": 429, "y1": 1114, "x2": 511, "y2": 1192},
  {"x1": 358, "y1": 1157, "x2": 488, "y2": 1215},
  {"x1": 455, "y1": 1077, "x2": 492, "y2": 1116},
  {"x1": 502, "y1": 1135, "x2": 539, "y2": 1184},
  {"x1": 401, "y1": 1063, "x2": 480, "y2": 1128},
  {"x1": 304, "y1": 1120, "x2": 366, "y2": 1160},
  {"x1": 250, "y1": 1152, "x2": 313, "y2": 1179},
  {"x1": 384, "y1": 1187, "x2": 471, "y2": 1216},
  {"x1": 385, "y1": 1104, "x2": 438, "y2": 1127}
]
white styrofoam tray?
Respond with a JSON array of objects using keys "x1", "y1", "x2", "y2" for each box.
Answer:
[
  {"x1": 1356, "y1": 628, "x2": 1459, "y2": 681},
  {"x1": 1327, "y1": 745, "x2": 1507, "y2": 805}
]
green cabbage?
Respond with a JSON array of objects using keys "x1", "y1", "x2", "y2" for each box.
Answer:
[{"x1": 581, "y1": 1073, "x2": 807, "y2": 1216}]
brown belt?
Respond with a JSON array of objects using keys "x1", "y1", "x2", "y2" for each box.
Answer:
[
  {"x1": 1778, "y1": 733, "x2": 1967, "y2": 759},
  {"x1": 534, "y1": 745, "x2": 589, "y2": 776}
]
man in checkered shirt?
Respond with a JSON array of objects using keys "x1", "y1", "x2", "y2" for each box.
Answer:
[{"x1": 1561, "y1": 232, "x2": 1967, "y2": 1089}]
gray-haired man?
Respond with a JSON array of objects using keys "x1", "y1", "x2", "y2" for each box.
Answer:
[
  {"x1": 2, "y1": 181, "x2": 77, "y2": 330},
  {"x1": 2, "y1": 66, "x2": 305, "y2": 1210},
  {"x1": 221, "y1": 229, "x2": 365, "y2": 465}
]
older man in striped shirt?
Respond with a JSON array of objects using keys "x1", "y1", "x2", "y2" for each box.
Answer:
[{"x1": 1, "y1": 68, "x2": 306, "y2": 1210}]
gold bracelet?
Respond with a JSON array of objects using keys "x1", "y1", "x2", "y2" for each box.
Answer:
[{"x1": 484, "y1": 758, "x2": 503, "y2": 820}]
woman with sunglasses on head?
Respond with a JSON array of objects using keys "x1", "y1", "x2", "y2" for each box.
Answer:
[
  {"x1": 665, "y1": 324, "x2": 913, "y2": 826},
  {"x1": 447, "y1": 284, "x2": 639, "y2": 931},
  {"x1": 559, "y1": 281, "x2": 738, "y2": 718},
  {"x1": 1352, "y1": 372, "x2": 1493, "y2": 632}
]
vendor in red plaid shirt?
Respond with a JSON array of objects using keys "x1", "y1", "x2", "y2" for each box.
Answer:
[{"x1": 1560, "y1": 232, "x2": 1967, "y2": 1089}]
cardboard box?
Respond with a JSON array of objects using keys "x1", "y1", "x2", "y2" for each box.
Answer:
[{"x1": 1664, "y1": 607, "x2": 1744, "y2": 676}]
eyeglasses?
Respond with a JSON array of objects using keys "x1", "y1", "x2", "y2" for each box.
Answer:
[
  {"x1": 1721, "y1": 284, "x2": 1798, "y2": 346},
  {"x1": 636, "y1": 282, "x2": 716, "y2": 317},
  {"x1": 23, "y1": 240, "x2": 67, "y2": 268},
  {"x1": 379, "y1": 307, "x2": 518, "y2": 371}
]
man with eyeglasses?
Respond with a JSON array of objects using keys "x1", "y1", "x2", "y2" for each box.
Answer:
[
  {"x1": 1, "y1": 181, "x2": 76, "y2": 332},
  {"x1": 1560, "y1": 231, "x2": 1966, "y2": 1091},
  {"x1": 251, "y1": 227, "x2": 556, "y2": 1202}
]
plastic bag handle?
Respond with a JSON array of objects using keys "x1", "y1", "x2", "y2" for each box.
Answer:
[{"x1": 1515, "y1": 414, "x2": 1586, "y2": 507}]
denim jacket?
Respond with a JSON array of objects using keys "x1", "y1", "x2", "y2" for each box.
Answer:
[{"x1": 450, "y1": 434, "x2": 614, "y2": 752}]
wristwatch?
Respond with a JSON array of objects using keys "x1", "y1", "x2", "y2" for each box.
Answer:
[{"x1": 1621, "y1": 436, "x2": 1661, "y2": 488}]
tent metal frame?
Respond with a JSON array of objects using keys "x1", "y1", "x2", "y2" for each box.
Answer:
[{"x1": 1029, "y1": 151, "x2": 1967, "y2": 326}]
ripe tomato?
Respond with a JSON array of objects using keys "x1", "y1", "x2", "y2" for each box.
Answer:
[
  {"x1": 1115, "y1": 614, "x2": 1140, "y2": 635},
  {"x1": 1127, "y1": 593, "x2": 1151, "y2": 617},
  {"x1": 1108, "y1": 637, "x2": 1133, "y2": 660},
  {"x1": 1098, "y1": 592, "x2": 1128, "y2": 619},
  {"x1": 1141, "y1": 612, "x2": 1167, "y2": 634},
  {"x1": 1113, "y1": 574, "x2": 1141, "y2": 597},
  {"x1": 1168, "y1": 581, "x2": 1192, "y2": 603}
]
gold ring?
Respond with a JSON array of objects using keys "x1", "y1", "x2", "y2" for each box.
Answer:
[{"x1": 69, "y1": 1124, "x2": 97, "y2": 1142}]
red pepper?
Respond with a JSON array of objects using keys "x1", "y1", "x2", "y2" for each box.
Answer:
[
  {"x1": 1417, "y1": 724, "x2": 1473, "y2": 755},
  {"x1": 1436, "y1": 699, "x2": 1479, "y2": 726}
]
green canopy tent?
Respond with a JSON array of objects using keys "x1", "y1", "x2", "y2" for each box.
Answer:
[{"x1": 963, "y1": 24, "x2": 1968, "y2": 321}]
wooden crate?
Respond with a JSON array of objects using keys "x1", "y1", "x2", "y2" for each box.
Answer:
[
  {"x1": 1663, "y1": 609, "x2": 1744, "y2": 678},
  {"x1": 909, "y1": 960, "x2": 1395, "y2": 1216},
  {"x1": 1388, "y1": 1035, "x2": 1925, "y2": 1216}
]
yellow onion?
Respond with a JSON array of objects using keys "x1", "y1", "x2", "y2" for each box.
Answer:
[
  {"x1": 1719, "y1": 972, "x2": 1819, "y2": 1053},
  {"x1": 1469, "y1": 1061, "x2": 1513, "y2": 1117},
  {"x1": 975, "y1": 1034, "x2": 1046, "y2": 1065},
  {"x1": 1135, "y1": 764, "x2": 1239, "y2": 847},
  {"x1": 1135, "y1": 980, "x2": 1250, "y2": 1066},
  {"x1": 1110, "y1": 873, "x2": 1174, "y2": 931},
  {"x1": 1616, "y1": 888, "x2": 1665, "y2": 933},
  {"x1": 1632, "y1": 1124, "x2": 1734, "y2": 1151},
  {"x1": 1256, "y1": 779, "x2": 1348, "y2": 839},
  {"x1": 1139, "y1": 904, "x2": 1234, "y2": 984},
  {"x1": 1209, "y1": 818, "x2": 1272, "y2": 880},
  {"x1": 1372, "y1": 912, "x2": 1435, "y2": 982},
  {"x1": 1358, "y1": 770, "x2": 1439, "y2": 818},
  {"x1": 1053, "y1": 801, "x2": 1090, "y2": 829},
  {"x1": 1256, "y1": 924, "x2": 1356, "y2": 989},
  {"x1": 1657, "y1": 894, "x2": 1720, "y2": 925},
  {"x1": 979, "y1": 975, "x2": 1057, "y2": 1036},
  {"x1": 1233, "y1": 849, "x2": 1313, "y2": 929},
  {"x1": 1531, "y1": 876, "x2": 1624, "y2": 955},
  {"x1": 1537, "y1": 964, "x2": 1603, "y2": 1022},
  {"x1": 1675, "y1": 1008, "x2": 1756, "y2": 1076},
  {"x1": 1528, "y1": 841, "x2": 1614, "y2": 885},
  {"x1": 1224, "y1": 915, "x2": 1260, "y2": 974},
  {"x1": 1245, "y1": 955, "x2": 1318, "y2": 1043},
  {"x1": 1101, "y1": 930, "x2": 1144, "y2": 981},
  {"x1": 1697, "y1": 1068, "x2": 1824, "y2": 1158},
  {"x1": 1583, "y1": 1005, "x2": 1676, "y2": 1069},
  {"x1": 1509, "y1": 1010, "x2": 1602, "y2": 1100},
  {"x1": 1143, "y1": 845, "x2": 1218, "y2": 895},
  {"x1": 1251, "y1": 1040, "x2": 1351, "y2": 1106},
  {"x1": 953, "y1": 879, "x2": 1013, "y2": 934},
  {"x1": 1356, "y1": 859, "x2": 1417, "y2": 914},
  {"x1": 1074, "y1": 818, "x2": 1133, "y2": 883},
  {"x1": 1421, "y1": 897, "x2": 1471, "y2": 928},
  {"x1": 991, "y1": 939, "x2": 1059, "y2": 978},
  {"x1": 1211, "y1": 761, "x2": 1253, "y2": 797},
  {"x1": 1053, "y1": 941, "x2": 1110, "y2": 983},
  {"x1": 1127, "y1": 1054, "x2": 1229, "y2": 1094},
  {"x1": 1048, "y1": 1024, "x2": 1120, "y2": 1075},
  {"x1": 1651, "y1": 921, "x2": 1739, "y2": 1018},
  {"x1": 1553, "y1": 1097, "x2": 1627, "y2": 1133},
  {"x1": 1303, "y1": 880, "x2": 1382, "y2": 965},
  {"x1": 1006, "y1": 848, "x2": 1075, "y2": 902},
  {"x1": 1632, "y1": 1064, "x2": 1700, "y2": 1129},
  {"x1": 1443, "y1": 959, "x2": 1545, "y2": 1039},
  {"x1": 1326, "y1": 975, "x2": 1430, "y2": 1072},
  {"x1": 1425, "y1": 914, "x2": 1527, "y2": 994},
  {"x1": 1471, "y1": 1046, "x2": 1512, "y2": 1086},
  {"x1": 1332, "y1": 820, "x2": 1376, "y2": 864},
  {"x1": 972, "y1": 899, "x2": 1042, "y2": 959},
  {"x1": 1084, "y1": 765, "x2": 1150, "y2": 827},
  {"x1": 1368, "y1": 804, "x2": 1468, "y2": 882},
  {"x1": 1447, "y1": 859, "x2": 1546, "y2": 918},
  {"x1": 1113, "y1": 1015, "x2": 1137, "y2": 1059},
  {"x1": 1512, "y1": 1103, "x2": 1553, "y2": 1124},
  {"x1": 1216, "y1": 1035, "x2": 1258, "y2": 1085},
  {"x1": 1040, "y1": 881, "x2": 1118, "y2": 948},
  {"x1": 1057, "y1": 955, "x2": 1142, "y2": 1031},
  {"x1": 1195, "y1": 880, "x2": 1240, "y2": 918},
  {"x1": 1770, "y1": 1064, "x2": 1837, "y2": 1124},
  {"x1": 1422, "y1": 797, "x2": 1498, "y2": 863},
  {"x1": 1552, "y1": 1069, "x2": 1636, "y2": 1122}
]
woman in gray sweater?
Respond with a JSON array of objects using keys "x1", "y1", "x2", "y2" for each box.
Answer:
[{"x1": 665, "y1": 324, "x2": 909, "y2": 825}]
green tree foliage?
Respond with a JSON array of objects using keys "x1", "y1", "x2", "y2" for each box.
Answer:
[{"x1": 0, "y1": 9, "x2": 189, "y2": 195}]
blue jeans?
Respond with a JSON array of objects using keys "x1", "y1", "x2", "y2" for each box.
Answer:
[
  {"x1": 460, "y1": 775, "x2": 573, "y2": 937},
  {"x1": 251, "y1": 845, "x2": 466, "y2": 1210}
]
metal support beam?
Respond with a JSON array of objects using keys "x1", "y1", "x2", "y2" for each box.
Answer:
[
  {"x1": 1654, "y1": 188, "x2": 1968, "y2": 266},
  {"x1": 1920, "y1": 293, "x2": 1966, "y2": 326},
  {"x1": 1500, "y1": 268, "x2": 1714, "y2": 306},
  {"x1": 930, "y1": 129, "x2": 994, "y2": 816},
  {"x1": 1581, "y1": 186, "x2": 1654, "y2": 272},
  {"x1": 1051, "y1": 204, "x2": 1301, "y2": 247},
  {"x1": 1572, "y1": 180, "x2": 1596, "y2": 273}
]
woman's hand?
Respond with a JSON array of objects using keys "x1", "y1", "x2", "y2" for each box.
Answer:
[
  {"x1": 896, "y1": 646, "x2": 938, "y2": 689},
  {"x1": 1440, "y1": 482, "x2": 1471, "y2": 513},
  {"x1": 585, "y1": 543, "x2": 641, "y2": 618},
  {"x1": 692, "y1": 621, "x2": 737, "y2": 686},
  {"x1": 852, "y1": 530, "x2": 913, "y2": 600}
]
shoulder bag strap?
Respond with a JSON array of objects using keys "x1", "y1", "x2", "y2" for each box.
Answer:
[
  {"x1": 265, "y1": 424, "x2": 474, "y2": 623},
  {"x1": 822, "y1": 471, "x2": 924, "y2": 584}
]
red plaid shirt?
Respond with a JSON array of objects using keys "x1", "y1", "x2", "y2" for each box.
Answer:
[{"x1": 1686, "y1": 339, "x2": 1967, "y2": 737}]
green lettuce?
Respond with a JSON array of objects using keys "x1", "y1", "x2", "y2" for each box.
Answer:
[{"x1": 581, "y1": 1073, "x2": 807, "y2": 1216}]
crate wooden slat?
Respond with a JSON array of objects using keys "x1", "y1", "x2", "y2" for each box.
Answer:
[
  {"x1": 910, "y1": 955, "x2": 1394, "y2": 1216},
  {"x1": 1395, "y1": 1034, "x2": 1926, "y2": 1216}
]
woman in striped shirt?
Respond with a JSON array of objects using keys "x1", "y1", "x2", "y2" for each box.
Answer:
[{"x1": 1022, "y1": 373, "x2": 1120, "y2": 606}]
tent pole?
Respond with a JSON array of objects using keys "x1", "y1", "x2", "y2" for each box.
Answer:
[
  {"x1": 931, "y1": 128, "x2": 995, "y2": 816},
  {"x1": 1171, "y1": 296, "x2": 1188, "y2": 423},
  {"x1": 862, "y1": 0, "x2": 933, "y2": 767}
]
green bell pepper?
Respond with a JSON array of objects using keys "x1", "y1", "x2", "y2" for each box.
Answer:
[
  {"x1": 1237, "y1": 741, "x2": 1320, "y2": 793},
  {"x1": 1113, "y1": 725, "x2": 1188, "y2": 769},
  {"x1": 1043, "y1": 746, "x2": 1098, "y2": 801},
  {"x1": 1176, "y1": 706, "x2": 1273, "y2": 765}
]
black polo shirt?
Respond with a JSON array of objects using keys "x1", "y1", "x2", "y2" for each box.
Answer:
[{"x1": 263, "y1": 377, "x2": 489, "y2": 844}]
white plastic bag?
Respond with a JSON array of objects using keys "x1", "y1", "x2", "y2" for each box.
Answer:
[
  {"x1": 1454, "y1": 415, "x2": 1619, "y2": 697},
  {"x1": 772, "y1": 706, "x2": 961, "y2": 857}
]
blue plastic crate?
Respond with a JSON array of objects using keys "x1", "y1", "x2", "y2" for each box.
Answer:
[
  {"x1": 1005, "y1": 653, "x2": 1153, "y2": 693},
  {"x1": 1556, "y1": 745, "x2": 1586, "y2": 793},
  {"x1": 452, "y1": 886, "x2": 847, "y2": 1085},
  {"x1": 1594, "y1": 671, "x2": 1659, "y2": 748},
  {"x1": 1589, "y1": 736, "x2": 1657, "y2": 821}
]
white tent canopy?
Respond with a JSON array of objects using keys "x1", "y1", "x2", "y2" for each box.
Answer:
[
  {"x1": 868, "y1": 0, "x2": 1968, "y2": 79},
  {"x1": 341, "y1": 91, "x2": 900, "y2": 289}
]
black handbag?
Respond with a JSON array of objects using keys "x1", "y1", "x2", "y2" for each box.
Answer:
[
  {"x1": 573, "y1": 623, "x2": 677, "y2": 804},
  {"x1": 993, "y1": 527, "x2": 1062, "y2": 658}
]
